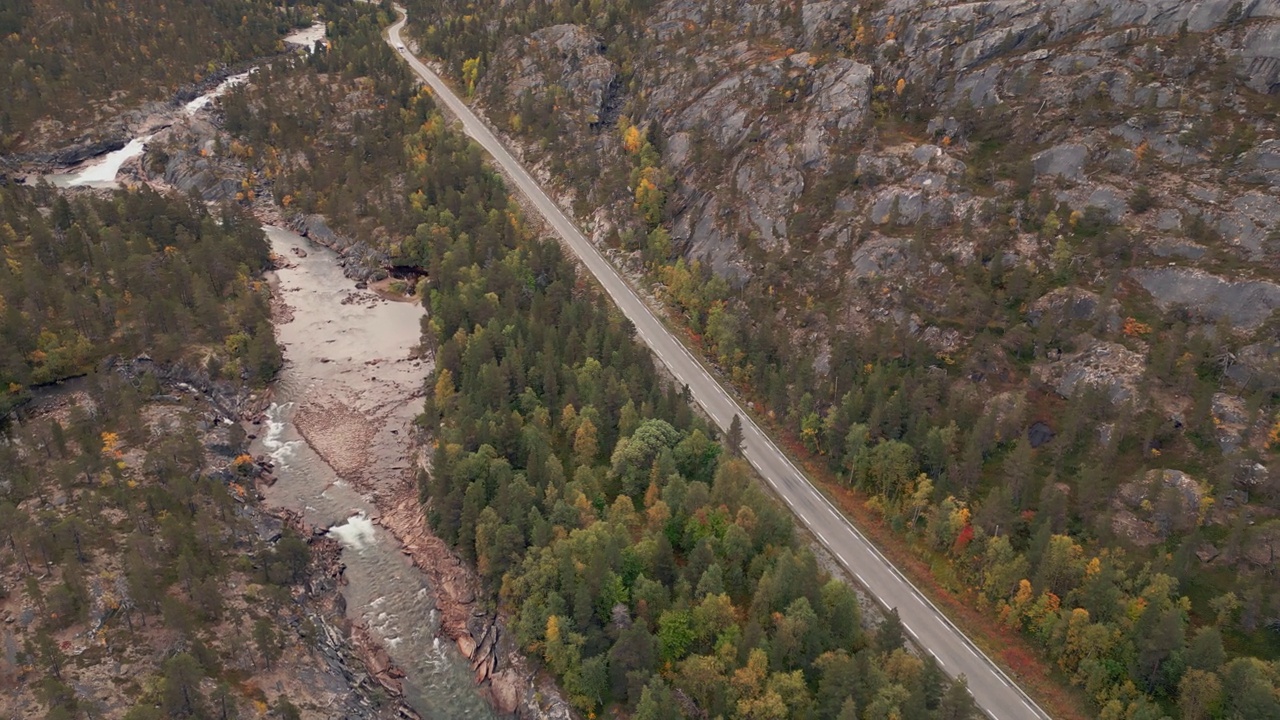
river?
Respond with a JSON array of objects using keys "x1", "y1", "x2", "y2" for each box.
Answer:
[
  {"x1": 44, "y1": 22, "x2": 321, "y2": 189},
  {"x1": 259, "y1": 227, "x2": 497, "y2": 719},
  {"x1": 40, "y1": 30, "x2": 500, "y2": 718}
]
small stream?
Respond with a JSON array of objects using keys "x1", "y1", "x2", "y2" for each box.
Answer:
[{"x1": 45, "y1": 22, "x2": 322, "y2": 189}]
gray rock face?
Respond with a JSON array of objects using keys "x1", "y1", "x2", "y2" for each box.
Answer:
[
  {"x1": 1216, "y1": 192, "x2": 1280, "y2": 257},
  {"x1": 1033, "y1": 339, "x2": 1145, "y2": 405},
  {"x1": 849, "y1": 236, "x2": 908, "y2": 279},
  {"x1": 1032, "y1": 144, "x2": 1089, "y2": 181},
  {"x1": 1155, "y1": 209, "x2": 1183, "y2": 231},
  {"x1": 1242, "y1": 139, "x2": 1280, "y2": 187},
  {"x1": 1238, "y1": 20, "x2": 1280, "y2": 93},
  {"x1": 292, "y1": 213, "x2": 389, "y2": 282},
  {"x1": 1027, "y1": 286, "x2": 1122, "y2": 332},
  {"x1": 870, "y1": 190, "x2": 924, "y2": 226},
  {"x1": 1247, "y1": 139, "x2": 1280, "y2": 170},
  {"x1": 656, "y1": 50, "x2": 872, "y2": 269},
  {"x1": 1131, "y1": 267, "x2": 1280, "y2": 330},
  {"x1": 876, "y1": 0, "x2": 1280, "y2": 95}
]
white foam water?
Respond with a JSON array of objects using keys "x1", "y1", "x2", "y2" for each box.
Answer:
[
  {"x1": 260, "y1": 402, "x2": 302, "y2": 465},
  {"x1": 328, "y1": 512, "x2": 378, "y2": 550},
  {"x1": 183, "y1": 71, "x2": 252, "y2": 116},
  {"x1": 48, "y1": 135, "x2": 153, "y2": 188}
]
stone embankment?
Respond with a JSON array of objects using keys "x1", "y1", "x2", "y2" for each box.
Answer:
[{"x1": 375, "y1": 485, "x2": 571, "y2": 720}]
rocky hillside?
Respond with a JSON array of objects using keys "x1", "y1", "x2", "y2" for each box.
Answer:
[
  {"x1": 0, "y1": 366, "x2": 418, "y2": 720},
  {"x1": 408, "y1": 0, "x2": 1280, "y2": 717},
  {"x1": 0, "y1": 183, "x2": 413, "y2": 720}
]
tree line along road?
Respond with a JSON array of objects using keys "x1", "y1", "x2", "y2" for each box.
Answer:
[{"x1": 384, "y1": 6, "x2": 1054, "y2": 720}]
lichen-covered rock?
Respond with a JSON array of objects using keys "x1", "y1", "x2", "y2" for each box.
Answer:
[
  {"x1": 1212, "y1": 393, "x2": 1250, "y2": 453},
  {"x1": 1032, "y1": 143, "x2": 1089, "y2": 181},
  {"x1": 1033, "y1": 339, "x2": 1145, "y2": 405},
  {"x1": 1113, "y1": 469, "x2": 1210, "y2": 544},
  {"x1": 1216, "y1": 191, "x2": 1280, "y2": 257},
  {"x1": 849, "y1": 236, "x2": 908, "y2": 279},
  {"x1": 1130, "y1": 267, "x2": 1280, "y2": 331},
  {"x1": 1027, "y1": 287, "x2": 1122, "y2": 333},
  {"x1": 1225, "y1": 342, "x2": 1280, "y2": 391}
]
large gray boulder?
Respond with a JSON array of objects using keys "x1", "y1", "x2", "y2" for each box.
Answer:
[
  {"x1": 299, "y1": 214, "x2": 343, "y2": 248},
  {"x1": 1033, "y1": 338, "x2": 1145, "y2": 405},
  {"x1": 1032, "y1": 144, "x2": 1089, "y2": 181},
  {"x1": 1131, "y1": 267, "x2": 1280, "y2": 330}
]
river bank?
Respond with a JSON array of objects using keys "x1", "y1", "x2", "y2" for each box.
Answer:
[
  {"x1": 257, "y1": 224, "x2": 573, "y2": 719},
  {"x1": 0, "y1": 362, "x2": 420, "y2": 720}
]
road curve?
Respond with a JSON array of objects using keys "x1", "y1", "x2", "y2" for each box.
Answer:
[{"x1": 386, "y1": 8, "x2": 1052, "y2": 720}]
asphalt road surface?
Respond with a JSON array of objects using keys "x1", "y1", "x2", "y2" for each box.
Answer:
[{"x1": 386, "y1": 8, "x2": 1052, "y2": 720}]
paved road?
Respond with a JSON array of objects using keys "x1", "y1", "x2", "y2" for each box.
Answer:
[{"x1": 386, "y1": 9, "x2": 1052, "y2": 720}]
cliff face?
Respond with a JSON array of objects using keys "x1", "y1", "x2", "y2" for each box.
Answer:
[{"x1": 477, "y1": 0, "x2": 1279, "y2": 285}]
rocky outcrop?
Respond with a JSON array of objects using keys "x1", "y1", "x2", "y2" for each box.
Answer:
[
  {"x1": 849, "y1": 235, "x2": 908, "y2": 279},
  {"x1": 290, "y1": 213, "x2": 390, "y2": 283},
  {"x1": 1033, "y1": 339, "x2": 1145, "y2": 405},
  {"x1": 1027, "y1": 287, "x2": 1122, "y2": 334},
  {"x1": 867, "y1": 0, "x2": 1280, "y2": 98},
  {"x1": 155, "y1": 118, "x2": 244, "y2": 201},
  {"x1": 1130, "y1": 267, "x2": 1280, "y2": 331},
  {"x1": 486, "y1": 25, "x2": 619, "y2": 128},
  {"x1": 1112, "y1": 469, "x2": 1210, "y2": 546}
]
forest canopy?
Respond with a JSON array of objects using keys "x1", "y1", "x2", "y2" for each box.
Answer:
[{"x1": 0, "y1": 185, "x2": 280, "y2": 416}]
